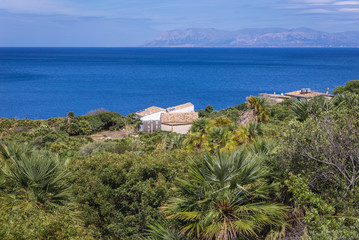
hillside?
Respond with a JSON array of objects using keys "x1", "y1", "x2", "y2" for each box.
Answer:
[{"x1": 145, "y1": 27, "x2": 359, "y2": 47}]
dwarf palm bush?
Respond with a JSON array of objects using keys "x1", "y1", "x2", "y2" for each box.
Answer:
[
  {"x1": 0, "y1": 143, "x2": 71, "y2": 206},
  {"x1": 247, "y1": 96, "x2": 269, "y2": 122},
  {"x1": 145, "y1": 217, "x2": 185, "y2": 240},
  {"x1": 292, "y1": 96, "x2": 332, "y2": 122},
  {"x1": 160, "y1": 149, "x2": 288, "y2": 240}
]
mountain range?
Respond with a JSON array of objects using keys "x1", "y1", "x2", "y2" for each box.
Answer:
[{"x1": 145, "y1": 28, "x2": 359, "y2": 47}]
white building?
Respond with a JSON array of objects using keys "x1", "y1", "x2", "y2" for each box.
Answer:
[
  {"x1": 136, "y1": 106, "x2": 166, "y2": 132},
  {"x1": 166, "y1": 102, "x2": 195, "y2": 114},
  {"x1": 161, "y1": 111, "x2": 198, "y2": 134},
  {"x1": 136, "y1": 102, "x2": 197, "y2": 134},
  {"x1": 259, "y1": 88, "x2": 334, "y2": 104}
]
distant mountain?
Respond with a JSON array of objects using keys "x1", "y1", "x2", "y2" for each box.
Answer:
[{"x1": 145, "y1": 28, "x2": 359, "y2": 47}]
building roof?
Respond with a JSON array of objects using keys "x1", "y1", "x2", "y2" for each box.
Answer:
[
  {"x1": 161, "y1": 112, "x2": 198, "y2": 125},
  {"x1": 136, "y1": 106, "x2": 165, "y2": 117},
  {"x1": 284, "y1": 90, "x2": 333, "y2": 98},
  {"x1": 166, "y1": 102, "x2": 194, "y2": 112},
  {"x1": 259, "y1": 93, "x2": 291, "y2": 99}
]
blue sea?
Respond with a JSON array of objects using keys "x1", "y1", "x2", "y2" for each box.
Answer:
[{"x1": 1, "y1": 48, "x2": 359, "y2": 119}]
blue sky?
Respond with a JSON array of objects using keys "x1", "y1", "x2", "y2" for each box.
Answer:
[{"x1": 1, "y1": 0, "x2": 359, "y2": 46}]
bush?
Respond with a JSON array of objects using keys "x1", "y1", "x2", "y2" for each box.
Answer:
[
  {"x1": 49, "y1": 136, "x2": 93, "y2": 157},
  {"x1": 333, "y1": 80, "x2": 359, "y2": 94},
  {"x1": 69, "y1": 150, "x2": 191, "y2": 239},
  {"x1": 68, "y1": 119, "x2": 92, "y2": 135},
  {"x1": 0, "y1": 204, "x2": 98, "y2": 240},
  {"x1": 79, "y1": 140, "x2": 131, "y2": 156},
  {"x1": 77, "y1": 112, "x2": 126, "y2": 132}
]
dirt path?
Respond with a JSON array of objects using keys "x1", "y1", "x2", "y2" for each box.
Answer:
[{"x1": 90, "y1": 130, "x2": 130, "y2": 141}]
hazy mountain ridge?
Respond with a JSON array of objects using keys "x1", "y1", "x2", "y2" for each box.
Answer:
[{"x1": 145, "y1": 28, "x2": 359, "y2": 47}]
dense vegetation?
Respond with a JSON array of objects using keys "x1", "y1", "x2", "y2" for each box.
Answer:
[{"x1": 1, "y1": 80, "x2": 359, "y2": 239}]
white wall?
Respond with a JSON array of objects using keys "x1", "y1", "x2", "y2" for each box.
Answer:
[
  {"x1": 141, "y1": 111, "x2": 166, "y2": 121},
  {"x1": 161, "y1": 124, "x2": 173, "y2": 132},
  {"x1": 161, "y1": 124, "x2": 192, "y2": 134}
]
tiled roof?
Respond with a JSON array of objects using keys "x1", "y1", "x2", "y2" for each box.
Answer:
[
  {"x1": 259, "y1": 93, "x2": 291, "y2": 99},
  {"x1": 285, "y1": 90, "x2": 333, "y2": 98},
  {"x1": 136, "y1": 106, "x2": 165, "y2": 117},
  {"x1": 166, "y1": 102, "x2": 193, "y2": 112},
  {"x1": 161, "y1": 112, "x2": 198, "y2": 125}
]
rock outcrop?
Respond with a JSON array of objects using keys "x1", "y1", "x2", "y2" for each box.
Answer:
[{"x1": 237, "y1": 109, "x2": 258, "y2": 125}]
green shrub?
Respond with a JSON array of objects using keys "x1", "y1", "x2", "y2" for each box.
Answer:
[
  {"x1": 79, "y1": 140, "x2": 131, "y2": 156},
  {"x1": 69, "y1": 150, "x2": 191, "y2": 239},
  {"x1": 333, "y1": 80, "x2": 359, "y2": 94},
  {"x1": 68, "y1": 119, "x2": 92, "y2": 135}
]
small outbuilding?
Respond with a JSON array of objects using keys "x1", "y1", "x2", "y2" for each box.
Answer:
[
  {"x1": 259, "y1": 93, "x2": 290, "y2": 104},
  {"x1": 284, "y1": 88, "x2": 334, "y2": 100},
  {"x1": 259, "y1": 88, "x2": 334, "y2": 104},
  {"x1": 161, "y1": 111, "x2": 199, "y2": 134},
  {"x1": 136, "y1": 102, "x2": 197, "y2": 133}
]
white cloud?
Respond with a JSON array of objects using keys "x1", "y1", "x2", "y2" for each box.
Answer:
[
  {"x1": 299, "y1": 0, "x2": 333, "y2": 4},
  {"x1": 0, "y1": 0, "x2": 77, "y2": 15},
  {"x1": 333, "y1": 1, "x2": 359, "y2": 5},
  {"x1": 277, "y1": 0, "x2": 359, "y2": 14},
  {"x1": 301, "y1": 8, "x2": 334, "y2": 12},
  {"x1": 338, "y1": 7, "x2": 359, "y2": 11}
]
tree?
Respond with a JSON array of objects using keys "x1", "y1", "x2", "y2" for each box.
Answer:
[
  {"x1": 205, "y1": 105, "x2": 214, "y2": 113},
  {"x1": 126, "y1": 113, "x2": 143, "y2": 132},
  {"x1": 198, "y1": 105, "x2": 214, "y2": 118},
  {"x1": 161, "y1": 149, "x2": 288, "y2": 239},
  {"x1": 284, "y1": 105, "x2": 359, "y2": 203},
  {"x1": 333, "y1": 80, "x2": 359, "y2": 94}
]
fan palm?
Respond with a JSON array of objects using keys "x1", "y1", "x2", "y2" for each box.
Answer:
[
  {"x1": 0, "y1": 143, "x2": 71, "y2": 206},
  {"x1": 190, "y1": 118, "x2": 211, "y2": 134},
  {"x1": 208, "y1": 127, "x2": 231, "y2": 150},
  {"x1": 161, "y1": 149, "x2": 288, "y2": 240},
  {"x1": 247, "y1": 96, "x2": 269, "y2": 122},
  {"x1": 247, "y1": 122, "x2": 263, "y2": 141},
  {"x1": 145, "y1": 217, "x2": 186, "y2": 240},
  {"x1": 171, "y1": 135, "x2": 185, "y2": 149},
  {"x1": 332, "y1": 92, "x2": 359, "y2": 108},
  {"x1": 249, "y1": 138, "x2": 277, "y2": 157},
  {"x1": 292, "y1": 96, "x2": 332, "y2": 122}
]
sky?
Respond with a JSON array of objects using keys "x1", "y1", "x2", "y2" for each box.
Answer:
[{"x1": 1, "y1": 0, "x2": 359, "y2": 46}]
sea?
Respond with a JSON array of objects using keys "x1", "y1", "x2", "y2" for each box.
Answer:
[{"x1": 1, "y1": 47, "x2": 359, "y2": 119}]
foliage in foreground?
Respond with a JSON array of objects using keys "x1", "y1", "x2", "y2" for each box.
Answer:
[
  {"x1": 0, "y1": 142, "x2": 71, "y2": 207},
  {"x1": 0, "y1": 143, "x2": 96, "y2": 239},
  {"x1": 69, "y1": 150, "x2": 193, "y2": 240},
  {"x1": 148, "y1": 149, "x2": 288, "y2": 240}
]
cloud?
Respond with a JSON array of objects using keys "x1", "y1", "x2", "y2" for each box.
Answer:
[
  {"x1": 301, "y1": 0, "x2": 333, "y2": 2},
  {"x1": 297, "y1": 0, "x2": 333, "y2": 5},
  {"x1": 0, "y1": 0, "x2": 77, "y2": 15},
  {"x1": 300, "y1": 8, "x2": 334, "y2": 12},
  {"x1": 338, "y1": 7, "x2": 359, "y2": 11},
  {"x1": 333, "y1": 1, "x2": 359, "y2": 5},
  {"x1": 276, "y1": 0, "x2": 359, "y2": 15}
]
